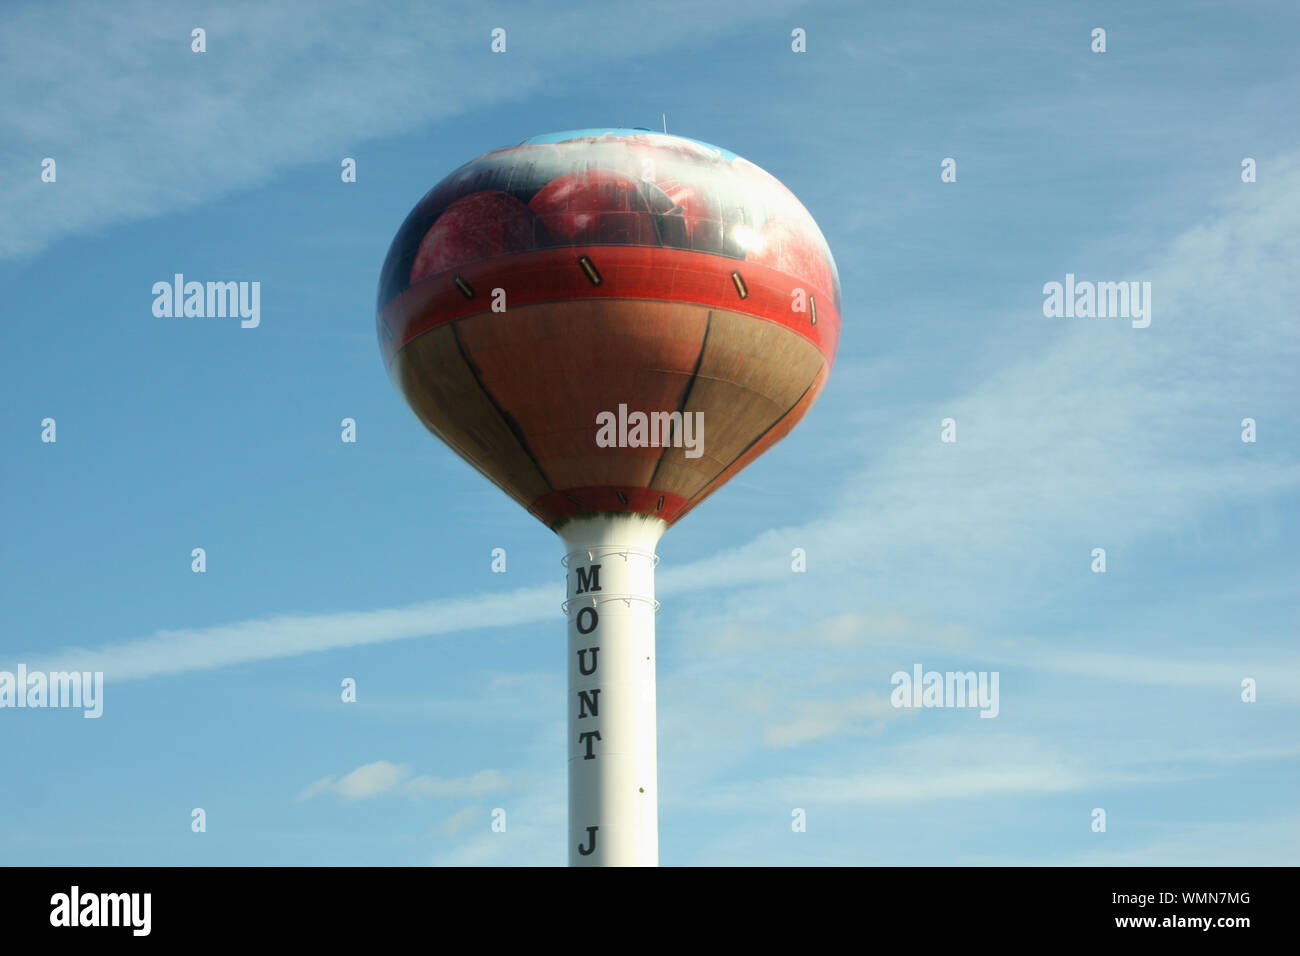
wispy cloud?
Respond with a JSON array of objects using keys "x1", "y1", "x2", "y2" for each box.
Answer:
[
  {"x1": 430, "y1": 788, "x2": 565, "y2": 866},
  {"x1": 405, "y1": 770, "x2": 510, "y2": 798},
  {"x1": 296, "y1": 761, "x2": 511, "y2": 802},
  {"x1": 17, "y1": 586, "x2": 554, "y2": 681},
  {"x1": 762, "y1": 691, "x2": 900, "y2": 748},
  {"x1": 434, "y1": 805, "x2": 486, "y2": 839},
  {"x1": 689, "y1": 730, "x2": 1289, "y2": 812},
  {"x1": 0, "y1": 0, "x2": 809, "y2": 259}
]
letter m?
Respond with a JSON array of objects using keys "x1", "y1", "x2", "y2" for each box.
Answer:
[
  {"x1": 101, "y1": 893, "x2": 129, "y2": 926},
  {"x1": 207, "y1": 281, "x2": 239, "y2": 318},
  {"x1": 575, "y1": 564, "x2": 602, "y2": 594},
  {"x1": 50, "y1": 672, "x2": 80, "y2": 708},
  {"x1": 1097, "y1": 281, "x2": 1129, "y2": 317}
]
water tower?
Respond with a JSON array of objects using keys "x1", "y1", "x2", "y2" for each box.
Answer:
[{"x1": 376, "y1": 128, "x2": 840, "y2": 865}]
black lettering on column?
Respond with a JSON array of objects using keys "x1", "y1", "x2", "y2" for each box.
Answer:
[
  {"x1": 579, "y1": 730, "x2": 601, "y2": 759},
  {"x1": 575, "y1": 564, "x2": 602, "y2": 594},
  {"x1": 577, "y1": 647, "x2": 599, "y2": 676},
  {"x1": 578, "y1": 826, "x2": 598, "y2": 856},
  {"x1": 578, "y1": 688, "x2": 600, "y2": 718},
  {"x1": 576, "y1": 606, "x2": 599, "y2": 634}
]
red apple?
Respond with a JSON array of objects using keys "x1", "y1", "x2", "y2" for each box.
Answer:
[
  {"x1": 410, "y1": 190, "x2": 540, "y2": 283},
  {"x1": 528, "y1": 168, "x2": 662, "y2": 245}
]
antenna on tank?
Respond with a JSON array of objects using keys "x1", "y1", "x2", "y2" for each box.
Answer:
[{"x1": 662, "y1": 113, "x2": 667, "y2": 134}]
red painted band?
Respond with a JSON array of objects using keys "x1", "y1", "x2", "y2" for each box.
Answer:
[{"x1": 379, "y1": 245, "x2": 840, "y2": 367}]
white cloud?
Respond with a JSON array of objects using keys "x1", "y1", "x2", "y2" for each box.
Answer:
[
  {"x1": 335, "y1": 760, "x2": 411, "y2": 799},
  {"x1": 430, "y1": 788, "x2": 565, "y2": 866},
  {"x1": 404, "y1": 769, "x2": 509, "y2": 798},
  {"x1": 295, "y1": 760, "x2": 409, "y2": 800},
  {"x1": 762, "y1": 691, "x2": 900, "y2": 748},
  {"x1": 434, "y1": 805, "x2": 485, "y2": 839},
  {"x1": 694, "y1": 732, "x2": 1174, "y2": 809},
  {"x1": 296, "y1": 762, "x2": 511, "y2": 802},
  {"x1": 294, "y1": 775, "x2": 337, "y2": 802},
  {"x1": 14, "y1": 585, "x2": 555, "y2": 681}
]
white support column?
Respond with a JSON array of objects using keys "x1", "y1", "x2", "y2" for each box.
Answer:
[{"x1": 559, "y1": 513, "x2": 666, "y2": 867}]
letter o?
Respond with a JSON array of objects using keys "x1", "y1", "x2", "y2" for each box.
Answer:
[{"x1": 577, "y1": 606, "x2": 599, "y2": 634}]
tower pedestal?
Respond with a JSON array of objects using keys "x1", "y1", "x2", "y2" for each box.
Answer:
[{"x1": 559, "y1": 513, "x2": 666, "y2": 867}]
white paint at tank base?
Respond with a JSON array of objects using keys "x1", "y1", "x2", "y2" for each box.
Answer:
[{"x1": 559, "y1": 513, "x2": 666, "y2": 867}]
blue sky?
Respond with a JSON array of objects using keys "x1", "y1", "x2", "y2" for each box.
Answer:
[{"x1": 1, "y1": 0, "x2": 1296, "y2": 865}]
